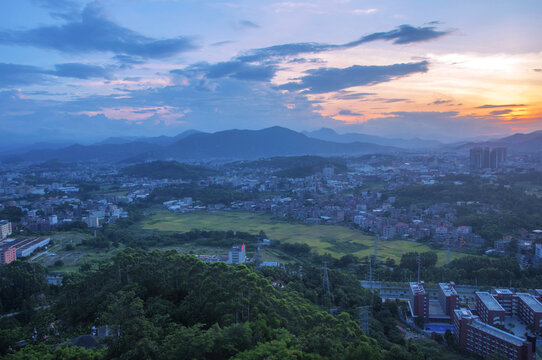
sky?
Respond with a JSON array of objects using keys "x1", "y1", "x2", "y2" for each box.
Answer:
[{"x1": 0, "y1": 0, "x2": 541, "y2": 145}]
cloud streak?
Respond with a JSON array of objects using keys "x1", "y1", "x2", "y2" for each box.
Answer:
[
  {"x1": 476, "y1": 104, "x2": 525, "y2": 108},
  {"x1": 0, "y1": 62, "x2": 113, "y2": 87},
  {"x1": 277, "y1": 61, "x2": 429, "y2": 93},
  {"x1": 236, "y1": 24, "x2": 450, "y2": 62}
]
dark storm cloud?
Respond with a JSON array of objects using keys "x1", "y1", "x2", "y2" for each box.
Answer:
[
  {"x1": 236, "y1": 24, "x2": 450, "y2": 62},
  {"x1": 0, "y1": 3, "x2": 197, "y2": 58},
  {"x1": 476, "y1": 104, "x2": 525, "y2": 108},
  {"x1": 277, "y1": 61, "x2": 429, "y2": 94}
]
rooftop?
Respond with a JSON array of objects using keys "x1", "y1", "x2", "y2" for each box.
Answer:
[
  {"x1": 439, "y1": 282, "x2": 458, "y2": 296},
  {"x1": 470, "y1": 320, "x2": 525, "y2": 347},
  {"x1": 476, "y1": 292, "x2": 505, "y2": 312},
  {"x1": 493, "y1": 288, "x2": 514, "y2": 295},
  {"x1": 410, "y1": 282, "x2": 426, "y2": 295},
  {"x1": 454, "y1": 308, "x2": 476, "y2": 320},
  {"x1": 516, "y1": 293, "x2": 542, "y2": 313}
]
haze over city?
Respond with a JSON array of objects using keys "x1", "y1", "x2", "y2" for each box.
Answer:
[{"x1": 1, "y1": 0, "x2": 541, "y2": 146}]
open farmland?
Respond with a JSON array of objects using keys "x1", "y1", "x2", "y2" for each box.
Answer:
[{"x1": 139, "y1": 210, "x2": 467, "y2": 265}]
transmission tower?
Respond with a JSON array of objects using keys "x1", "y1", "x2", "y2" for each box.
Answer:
[
  {"x1": 359, "y1": 306, "x2": 371, "y2": 336},
  {"x1": 322, "y1": 261, "x2": 332, "y2": 310},
  {"x1": 255, "y1": 241, "x2": 262, "y2": 266},
  {"x1": 417, "y1": 253, "x2": 421, "y2": 283}
]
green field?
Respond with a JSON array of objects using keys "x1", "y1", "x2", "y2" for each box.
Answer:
[
  {"x1": 31, "y1": 232, "x2": 125, "y2": 272},
  {"x1": 140, "y1": 210, "x2": 466, "y2": 265}
]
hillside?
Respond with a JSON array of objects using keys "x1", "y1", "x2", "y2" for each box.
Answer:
[
  {"x1": 305, "y1": 128, "x2": 441, "y2": 149},
  {"x1": 121, "y1": 160, "x2": 216, "y2": 179},
  {"x1": 238, "y1": 155, "x2": 348, "y2": 177},
  {"x1": 3, "y1": 127, "x2": 398, "y2": 163},
  {"x1": 162, "y1": 126, "x2": 397, "y2": 160}
]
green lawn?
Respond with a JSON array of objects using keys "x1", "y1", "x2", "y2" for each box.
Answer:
[{"x1": 139, "y1": 210, "x2": 466, "y2": 265}]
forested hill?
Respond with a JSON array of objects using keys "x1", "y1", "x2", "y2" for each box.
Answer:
[
  {"x1": 120, "y1": 161, "x2": 216, "y2": 180},
  {"x1": 1, "y1": 250, "x2": 379, "y2": 359}
]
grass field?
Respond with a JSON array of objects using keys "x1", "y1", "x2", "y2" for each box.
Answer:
[
  {"x1": 139, "y1": 210, "x2": 466, "y2": 265},
  {"x1": 31, "y1": 232, "x2": 125, "y2": 272}
]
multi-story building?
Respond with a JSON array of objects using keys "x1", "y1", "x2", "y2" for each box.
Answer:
[
  {"x1": 0, "y1": 244, "x2": 17, "y2": 264},
  {"x1": 475, "y1": 291, "x2": 505, "y2": 326},
  {"x1": 438, "y1": 282, "x2": 459, "y2": 316},
  {"x1": 493, "y1": 288, "x2": 517, "y2": 315},
  {"x1": 409, "y1": 281, "x2": 429, "y2": 322},
  {"x1": 453, "y1": 309, "x2": 534, "y2": 360},
  {"x1": 228, "y1": 244, "x2": 246, "y2": 264},
  {"x1": 516, "y1": 293, "x2": 542, "y2": 332},
  {"x1": 0, "y1": 220, "x2": 12, "y2": 239}
]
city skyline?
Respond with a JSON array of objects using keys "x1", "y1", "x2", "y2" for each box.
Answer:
[{"x1": 1, "y1": 0, "x2": 541, "y2": 145}]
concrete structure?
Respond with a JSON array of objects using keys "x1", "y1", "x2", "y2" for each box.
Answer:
[
  {"x1": 0, "y1": 244, "x2": 17, "y2": 264},
  {"x1": 48, "y1": 215, "x2": 58, "y2": 225},
  {"x1": 493, "y1": 288, "x2": 517, "y2": 315},
  {"x1": 438, "y1": 282, "x2": 459, "y2": 316},
  {"x1": 475, "y1": 291, "x2": 505, "y2": 326},
  {"x1": 453, "y1": 309, "x2": 534, "y2": 360},
  {"x1": 0, "y1": 220, "x2": 12, "y2": 239},
  {"x1": 228, "y1": 244, "x2": 246, "y2": 264},
  {"x1": 516, "y1": 293, "x2": 542, "y2": 332},
  {"x1": 1, "y1": 237, "x2": 51, "y2": 259},
  {"x1": 409, "y1": 281, "x2": 429, "y2": 322}
]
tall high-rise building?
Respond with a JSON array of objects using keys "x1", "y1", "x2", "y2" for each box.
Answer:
[{"x1": 470, "y1": 147, "x2": 507, "y2": 170}]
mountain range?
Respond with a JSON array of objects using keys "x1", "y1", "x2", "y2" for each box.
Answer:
[
  {"x1": 3, "y1": 127, "x2": 541, "y2": 164},
  {"x1": 454, "y1": 130, "x2": 542, "y2": 153},
  {"x1": 4, "y1": 127, "x2": 397, "y2": 163},
  {"x1": 303, "y1": 128, "x2": 442, "y2": 149}
]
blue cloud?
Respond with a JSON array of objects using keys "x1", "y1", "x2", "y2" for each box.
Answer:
[
  {"x1": 52, "y1": 63, "x2": 112, "y2": 79},
  {"x1": 277, "y1": 61, "x2": 429, "y2": 94},
  {"x1": 239, "y1": 20, "x2": 260, "y2": 29},
  {"x1": 349, "y1": 24, "x2": 449, "y2": 45},
  {"x1": 490, "y1": 109, "x2": 512, "y2": 116},
  {"x1": 0, "y1": 63, "x2": 50, "y2": 87},
  {"x1": 476, "y1": 104, "x2": 525, "y2": 108},
  {"x1": 0, "y1": 62, "x2": 112, "y2": 87},
  {"x1": 338, "y1": 109, "x2": 362, "y2": 116},
  {"x1": 236, "y1": 24, "x2": 449, "y2": 63},
  {"x1": 172, "y1": 61, "x2": 277, "y2": 82},
  {"x1": 0, "y1": 3, "x2": 197, "y2": 58}
]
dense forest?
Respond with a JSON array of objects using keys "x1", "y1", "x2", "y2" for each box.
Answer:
[{"x1": 0, "y1": 249, "x2": 476, "y2": 360}]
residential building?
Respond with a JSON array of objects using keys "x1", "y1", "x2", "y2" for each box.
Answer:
[
  {"x1": 409, "y1": 281, "x2": 429, "y2": 322},
  {"x1": 516, "y1": 293, "x2": 542, "y2": 332},
  {"x1": 475, "y1": 291, "x2": 505, "y2": 326},
  {"x1": 438, "y1": 282, "x2": 459, "y2": 316},
  {"x1": 453, "y1": 309, "x2": 534, "y2": 360},
  {"x1": 0, "y1": 220, "x2": 12, "y2": 239},
  {"x1": 228, "y1": 244, "x2": 246, "y2": 264},
  {"x1": 0, "y1": 244, "x2": 16, "y2": 264}
]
